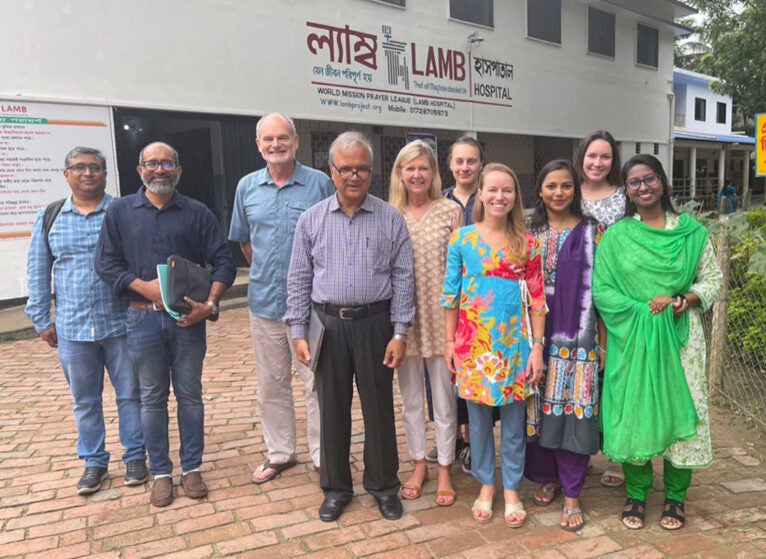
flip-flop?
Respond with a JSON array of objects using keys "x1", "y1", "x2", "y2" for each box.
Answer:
[
  {"x1": 561, "y1": 506, "x2": 586, "y2": 532},
  {"x1": 601, "y1": 462, "x2": 625, "y2": 487},
  {"x1": 532, "y1": 483, "x2": 561, "y2": 506},
  {"x1": 251, "y1": 460, "x2": 297, "y2": 485}
]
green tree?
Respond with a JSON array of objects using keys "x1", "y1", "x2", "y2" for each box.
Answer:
[{"x1": 679, "y1": 0, "x2": 766, "y2": 134}]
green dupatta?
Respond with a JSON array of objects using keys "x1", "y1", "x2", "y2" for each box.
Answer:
[{"x1": 593, "y1": 213, "x2": 709, "y2": 463}]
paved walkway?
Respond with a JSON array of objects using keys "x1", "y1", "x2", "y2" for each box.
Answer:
[{"x1": 1, "y1": 307, "x2": 765, "y2": 558}]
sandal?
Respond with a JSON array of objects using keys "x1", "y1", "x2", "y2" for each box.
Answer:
[
  {"x1": 660, "y1": 499, "x2": 685, "y2": 530},
  {"x1": 251, "y1": 460, "x2": 297, "y2": 485},
  {"x1": 504, "y1": 501, "x2": 527, "y2": 528},
  {"x1": 471, "y1": 498, "x2": 494, "y2": 523},
  {"x1": 434, "y1": 465, "x2": 456, "y2": 507},
  {"x1": 532, "y1": 482, "x2": 561, "y2": 507},
  {"x1": 621, "y1": 498, "x2": 646, "y2": 530},
  {"x1": 401, "y1": 459, "x2": 428, "y2": 500},
  {"x1": 561, "y1": 506, "x2": 586, "y2": 532},
  {"x1": 601, "y1": 461, "x2": 625, "y2": 487}
]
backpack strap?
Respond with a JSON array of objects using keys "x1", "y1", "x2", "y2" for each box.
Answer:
[{"x1": 42, "y1": 198, "x2": 66, "y2": 256}]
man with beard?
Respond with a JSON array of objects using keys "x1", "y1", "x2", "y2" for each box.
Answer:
[
  {"x1": 96, "y1": 141, "x2": 236, "y2": 507},
  {"x1": 228, "y1": 113, "x2": 332, "y2": 483}
]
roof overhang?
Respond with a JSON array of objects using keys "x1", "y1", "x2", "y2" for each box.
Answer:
[{"x1": 599, "y1": 0, "x2": 696, "y2": 36}]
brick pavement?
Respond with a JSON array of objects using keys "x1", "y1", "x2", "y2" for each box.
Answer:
[{"x1": 1, "y1": 306, "x2": 765, "y2": 558}]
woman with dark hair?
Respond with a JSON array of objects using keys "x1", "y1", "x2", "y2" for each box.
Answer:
[
  {"x1": 442, "y1": 163, "x2": 546, "y2": 527},
  {"x1": 576, "y1": 130, "x2": 626, "y2": 229},
  {"x1": 524, "y1": 160, "x2": 600, "y2": 532},
  {"x1": 593, "y1": 154, "x2": 722, "y2": 531},
  {"x1": 575, "y1": 129, "x2": 626, "y2": 487}
]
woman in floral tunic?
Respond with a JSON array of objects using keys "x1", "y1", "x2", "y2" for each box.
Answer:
[
  {"x1": 594, "y1": 154, "x2": 722, "y2": 531},
  {"x1": 442, "y1": 163, "x2": 546, "y2": 527}
]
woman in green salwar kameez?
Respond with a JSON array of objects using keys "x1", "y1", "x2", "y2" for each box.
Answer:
[{"x1": 593, "y1": 154, "x2": 722, "y2": 531}]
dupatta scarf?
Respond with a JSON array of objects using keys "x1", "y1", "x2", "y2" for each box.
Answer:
[{"x1": 593, "y1": 213, "x2": 709, "y2": 463}]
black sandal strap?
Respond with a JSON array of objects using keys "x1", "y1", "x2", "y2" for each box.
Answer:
[
  {"x1": 621, "y1": 498, "x2": 646, "y2": 521},
  {"x1": 661, "y1": 499, "x2": 685, "y2": 523}
]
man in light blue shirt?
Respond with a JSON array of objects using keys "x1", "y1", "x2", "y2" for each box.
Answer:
[
  {"x1": 229, "y1": 113, "x2": 333, "y2": 483},
  {"x1": 25, "y1": 147, "x2": 145, "y2": 495}
]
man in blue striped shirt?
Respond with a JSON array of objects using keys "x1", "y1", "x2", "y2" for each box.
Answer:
[
  {"x1": 286, "y1": 131, "x2": 415, "y2": 522},
  {"x1": 26, "y1": 147, "x2": 145, "y2": 495}
]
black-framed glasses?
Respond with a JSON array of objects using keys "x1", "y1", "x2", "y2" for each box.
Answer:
[
  {"x1": 67, "y1": 164, "x2": 104, "y2": 174},
  {"x1": 331, "y1": 163, "x2": 372, "y2": 180},
  {"x1": 626, "y1": 174, "x2": 659, "y2": 190},
  {"x1": 140, "y1": 160, "x2": 178, "y2": 171}
]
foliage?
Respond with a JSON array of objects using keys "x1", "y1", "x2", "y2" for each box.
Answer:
[{"x1": 679, "y1": 0, "x2": 766, "y2": 135}]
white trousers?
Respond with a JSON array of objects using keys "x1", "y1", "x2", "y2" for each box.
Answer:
[
  {"x1": 397, "y1": 355, "x2": 457, "y2": 466},
  {"x1": 249, "y1": 312, "x2": 320, "y2": 467}
]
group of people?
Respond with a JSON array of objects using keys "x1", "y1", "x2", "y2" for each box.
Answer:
[{"x1": 26, "y1": 116, "x2": 721, "y2": 533}]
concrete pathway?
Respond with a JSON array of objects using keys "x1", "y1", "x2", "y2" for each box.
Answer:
[{"x1": 1, "y1": 307, "x2": 765, "y2": 558}]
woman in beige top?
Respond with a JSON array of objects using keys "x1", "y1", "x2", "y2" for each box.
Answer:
[{"x1": 389, "y1": 140, "x2": 463, "y2": 506}]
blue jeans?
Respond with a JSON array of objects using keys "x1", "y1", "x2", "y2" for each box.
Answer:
[
  {"x1": 57, "y1": 335, "x2": 144, "y2": 469},
  {"x1": 467, "y1": 400, "x2": 526, "y2": 490},
  {"x1": 126, "y1": 309, "x2": 206, "y2": 475}
]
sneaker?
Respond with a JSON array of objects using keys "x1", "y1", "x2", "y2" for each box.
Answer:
[
  {"x1": 77, "y1": 466, "x2": 108, "y2": 495},
  {"x1": 459, "y1": 444, "x2": 471, "y2": 474},
  {"x1": 124, "y1": 460, "x2": 148, "y2": 486},
  {"x1": 181, "y1": 471, "x2": 208, "y2": 499},
  {"x1": 151, "y1": 476, "x2": 174, "y2": 507}
]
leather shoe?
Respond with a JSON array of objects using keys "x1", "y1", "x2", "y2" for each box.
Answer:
[
  {"x1": 181, "y1": 471, "x2": 208, "y2": 499},
  {"x1": 150, "y1": 476, "x2": 174, "y2": 507},
  {"x1": 375, "y1": 494, "x2": 403, "y2": 520},
  {"x1": 319, "y1": 496, "x2": 351, "y2": 522}
]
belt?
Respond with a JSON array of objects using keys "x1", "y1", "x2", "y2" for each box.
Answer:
[
  {"x1": 129, "y1": 301, "x2": 163, "y2": 311},
  {"x1": 314, "y1": 300, "x2": 390, "y2": 320}
]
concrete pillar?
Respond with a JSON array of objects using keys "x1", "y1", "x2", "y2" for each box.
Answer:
[
  {"x1": 742, "y1": 149, "x2": 752, "y2": 209},
  {"x1": 718, "y1": 147, "x2": 726, "y2": 194},
  {"x1": 690, "y1": 146, "x2": 697, "y2": 198}
]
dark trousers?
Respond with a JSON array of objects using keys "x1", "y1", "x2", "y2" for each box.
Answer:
[{"x1": 314, "y1": 306, "x2": 400, "y2": 500}]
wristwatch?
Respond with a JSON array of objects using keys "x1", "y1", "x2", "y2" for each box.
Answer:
[
  {"x1": 205, "y1": 300, "x2": 220, "y2": 316},
  {"x1": 393, "y1": 333, "x2": 407, "y2": 343}
]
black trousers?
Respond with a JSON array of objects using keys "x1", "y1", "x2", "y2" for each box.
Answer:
[{"x1": 314, "y1": 306, "x2": 400, "y2": 500}]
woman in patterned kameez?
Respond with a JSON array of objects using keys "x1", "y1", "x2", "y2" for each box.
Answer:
[
  {"x1": 594, "y1": 154, "x2": 722, "y2": 530},
  {"x1": 524, "y1": 160, "x2": 600, "y2": 532}
]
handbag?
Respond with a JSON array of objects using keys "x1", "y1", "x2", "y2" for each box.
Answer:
[{"x1": 165, "y1": 255, "x2": 211, "y2": 313}]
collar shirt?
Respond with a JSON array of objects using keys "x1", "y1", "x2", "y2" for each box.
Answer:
[
  {"x1": 25, "y1": 195, "x2": 127, "y2": 341},
  {"x1": 95, "y1": 187, "x2": 236, "y2": 300},
  {"x1": 285, "y1": 193, "x2": 415, "y2": 339},
  {"x1": 442, "y1": 185, "x2": 476, "y2": 225},
  {"x1": 228, "y1": 161, "x2": 333, "y2": 321}
]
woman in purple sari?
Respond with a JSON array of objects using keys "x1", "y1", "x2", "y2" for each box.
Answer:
[{"x1": 524, "y1": 160, "x2": 601, "y2": 532}]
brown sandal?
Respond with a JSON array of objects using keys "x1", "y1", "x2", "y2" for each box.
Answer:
[
  {"x1": 434, "y1": 464, "x2": 456, "y2": 507},
  {"x1": 401, "y1": 459, "x2": 428, "y2": 500}
]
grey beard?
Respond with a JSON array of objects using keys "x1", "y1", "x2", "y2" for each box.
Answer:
[{"x1": 144, "y1": 181, "x2": 176, "y2": 195}]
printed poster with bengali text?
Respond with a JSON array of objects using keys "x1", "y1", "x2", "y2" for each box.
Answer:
[
  {"x1": 304, "y1": 21, "x2": 515, "y2": 129},
  {"x1": 0, "y1": 100, "x2": 118, "y2": 299}
]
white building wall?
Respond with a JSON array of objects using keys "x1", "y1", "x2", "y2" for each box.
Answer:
[{"x1": 2, "y1": 0, "x2": 677, "y2": 146}]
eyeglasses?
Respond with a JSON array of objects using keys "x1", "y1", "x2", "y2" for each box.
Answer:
[
  {"x1": 626, "y1": 174, "x2": 659, "y2": 190},
  {"x1": 140, "y1": 160, "x2": 178, "y2": 171},
  {"x1": 331, "y1": 164, "x2": 372, "y2": 180},
  {"x1": 67, "y1": 164, "x2": 104, "y2": 174}
]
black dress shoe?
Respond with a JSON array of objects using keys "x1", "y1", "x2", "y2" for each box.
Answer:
[
  {"x1": 375, "y1": 494, "x2": 403, "y2": 520},
  {"x1": 319, "y1": 496, "x2": 351, "y2": 522}
]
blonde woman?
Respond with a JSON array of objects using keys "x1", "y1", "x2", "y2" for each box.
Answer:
[
  {"x1": 390, "y1": 140, "x2": 462, "y2": 506},
  {"x1": 442, "y1": 163, "x2": 546, "y2": 526}
]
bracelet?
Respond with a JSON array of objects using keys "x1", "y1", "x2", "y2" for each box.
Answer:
[{"x1": 598, "y1": 345, "x2": 606, "y2": 354}]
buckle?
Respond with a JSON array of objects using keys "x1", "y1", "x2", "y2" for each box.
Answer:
[
  {"x1": 152, "y1": 301, "x2": 159, "y2": 311},
  {"x1": 338, "y1": 307, "x2": 355, "y2": 320}
]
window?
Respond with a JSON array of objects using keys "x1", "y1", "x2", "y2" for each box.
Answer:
[
  {"x1": 695, "y1": 98, "x2": 706, "y2": 121},
  {"x1": 587, "y1": 7, "x2": 615, "y2": 58},
  {"x1": 653, "y1": 143, "x2": 660, "y2": 155},
  {"x1": 372, "y1": 0, "x2": 405, "y2": 5},
  {"x1": 717, "y1": 102, "x2": 727, "y2": 124},
  {"x1": 527, "y1": 0, "x2": 561, "y2": 44},
  {"x1": 635, "y1": 142, "x2": 641, "y2": 154},
  {"x1": 450, "y1": 0, "x2": 493, "y2": 28},
  {"x1": 636, "y1": 23, "x2": 658, "y2": 68}
]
